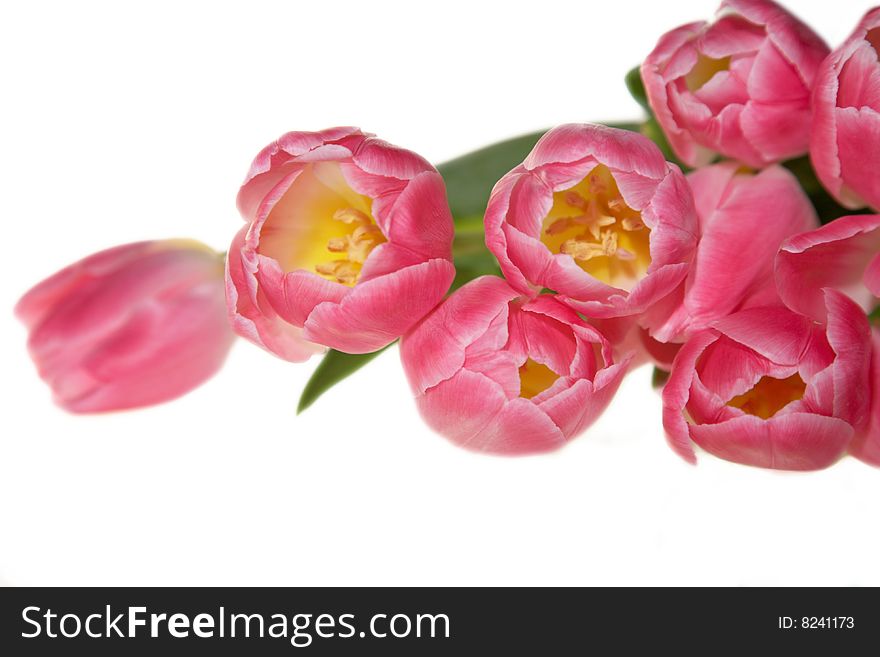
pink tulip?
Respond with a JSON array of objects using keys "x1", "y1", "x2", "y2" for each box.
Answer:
[
  {"x1": 659, "y1": 163, "x2": 819, "y2": 339},
  {"x1": 851, "y1": 329, "x2": 880, "y2": 466},
  {"x1": 641, "y1": 0, "x2": 829, "y2": 168},
  {"x1": 16, "y1": 240, "x2": 235, "y2": 413},
  {"x1": 662, "y1": 290, "x2": 871, "y2": 470},
  {"x1": 776, "y1": 213, "x2": 880, "y2": 321},
  {"x1": 400, "y1": 276, "x2": 631, "y2": 455},
  {"x1": 811, "y1": 8, "x2": 880, "y2": 209},
  {"x1": 227, "y1": 127, "x2": 455, "y2": 358},
  {"x1": 484, "y1": 123, "x2": 698, "y2": 337}
]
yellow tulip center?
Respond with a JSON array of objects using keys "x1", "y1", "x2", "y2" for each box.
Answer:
[
  {"x1": 259, "y1": 162, "x2": 386, "y2": 287},
  {"x1": 686, "y1": 55, "x2": 730, "y2": 92},
  {"x1": 541, "y1": 165, "x2": 651, "y2": 291},
  {"x1": 726, "y1": 373, "x2": 806, "y2": 420},
  {"x1": 518, "y1": 358, "x2": 560, "y2": 399}
]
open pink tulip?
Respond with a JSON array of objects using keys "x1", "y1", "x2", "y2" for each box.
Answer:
[
  {"x1": 641, "y1": 0, "x2": 829, "y2": 168},
  {"x1": 16, "y1": 240, "x2": 235, "y2": 413},
  {"x1": 811, "y1": 8, "x2": 880, "y2": 210},
  {"x1": 227, "y1": 127, "x2": 455, "y2": 357},
  {"x1": 400, "y1": 276, "x2": 631, "y2": 455},
  {"x1": 776, "y1": 214, "x2": 880, "y2": 322},
  {"x1": 659, "y1": 163, "x2": 818, "y2": 339},
  {"x1": 484, "y1": 123, "x2": 698, "y2": 336},
  {"x1": 662, "y1": 290, "x2": 871, "y2": 470}
]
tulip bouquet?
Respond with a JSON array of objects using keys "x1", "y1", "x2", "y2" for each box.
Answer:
[{"x1": 17, "y1": 0, "x2": 880, "y2": 471}]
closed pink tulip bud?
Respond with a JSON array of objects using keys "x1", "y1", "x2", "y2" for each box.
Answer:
[
  {"x1": 811, "y1": 8, "x2": 880, "y2": 209},
  {"x1": 484, "y1": 123, "x2": 698, "y2": 336},
  {"x1": 662, "y1": 290, "x2": 871, "y2": 470},
  {"x1": 227, "y1": 127, "x2": 455, "y2": 358},
  {"x1": 776, "y1": 214, "x2": 880, "y2": 322},
  {"x1": 16, "y1": 240, "x2": 235, "y2": 413},
  {"x1": 660, "y1": 162, "x2": 819, "y2": 339},
  {"x1": 400, "y1": 276, "x2": 631, "y2": 455},
  {"x1": 642, "y1": 0, "x2": 829, "y2": 168}
]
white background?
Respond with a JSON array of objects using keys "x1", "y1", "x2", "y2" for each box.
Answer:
[{"x1": 1, "y1": 0, "x2": 878, "y2": 586}]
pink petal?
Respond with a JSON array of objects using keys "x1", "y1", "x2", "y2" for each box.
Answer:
[
  {"x1": 537, "y1": 360, "x2": 630, "y2": 438},
  {"x1": 823, "y1": 289, "x2": 872, "y2": 429},
  {"x1": 662, "y1": 330, "x2": 720, "y2": 463},
  {"x1": 836, "y1": 106, "x2": 880, "y2": 210},
  {"x1": 256, "y1": 255, "x2": 348, "y2": 327},
  {"x1": 747, "y1": 40, "x2": 809, "y2": 102},
  {"x1": 483, "y1": 171, "x2": 546, "y2": 297},
  {"x1": 740, "y1": 100, "x2": 811, "y2": 162},
  {"x1": 237, "y1": 127, "x2": 363, "y2": 222},
  {"x1": 849, "y1": 329, "x2": 880, "y2": 466},
  {"x1": 367, "y1": 171, "x2": 453, "y2": 261},
  {"x1": 685, "y1": 165, "x2": 817, "y2": 327},
  {"x1": 836, "y1": 42, "x2": 880, "y2": 110},
  {"x1": 524, "y1": 124, "x2": 668, "y2": 181},
  {"x1": 400, "y1": 276, "x2": 518, "y2": 393},
  {"x1": 303, "y1": 258, "x2": 455, "y2": 354},
  {"x1": 642, "y1": 22, "x2": 715, "y2": 167},
  {"x1": 15, "y1": 241, "x2": 155, "y2": 329},
  {"x1": 689, "y1": 412, "x2": 852, "y2": 470},
  {"x1": 416, "y1": 369, "x2": 566, "y2": 455},
  {"x1": 711, "y1": 305, "x2": 813, "y2": 365},
  {"x1": 225, "y1": 227, "x2": 322, "y2": 362},
  {"x1": 776, "y1": 213, "x2": 880, "y2": 321},
  {"x1": 58, "y1": 285, "x2": 234, "y2": 413}
]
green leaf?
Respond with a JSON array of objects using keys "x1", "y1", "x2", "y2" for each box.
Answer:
[
  {"x1": 297, "y1": 346, "x2": 390, "y2": 414},
  {"x1": 439, "y1": 131, "x2": 547, "y2": 220},
  {"x1": 652, "y1": 367, "x2": 671, "y2": 389},
  {"x1": 625, "y1": 66, "x2": 650, "y2": 112},
  {"x1": 440, "y1": 123, "x2": 643, "y2": 222}
]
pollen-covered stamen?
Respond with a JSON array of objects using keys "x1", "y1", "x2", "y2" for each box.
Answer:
[
  {"x1": 560, "y1": 227, "x2": 621, "y2": 262},
  {"x1": 564, "y1": 191, "x2": 589, "y2": 211},
  {"x1": 621, "y1": 216, "x2": 645, "y2": 231},
  {"x1": 315, "y1": 207, "x2": 386, "y2": 286},
  {"x1": 540, "y1": 165, "x2": 652, "y2": 291},
  {"x1": 333, "y1": 208, "x2": 371, "y2": 225},
  {"x1": 315, "y1": 260, "x2": 360, "y2": 286}
]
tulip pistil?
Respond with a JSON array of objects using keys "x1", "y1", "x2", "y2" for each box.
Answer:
[
  {"x1": 542, "y1": 165, "x2": 651, "y2": 291},
  {"x1": 727, "y1": 373, "x2": 806, "y2": 420}
]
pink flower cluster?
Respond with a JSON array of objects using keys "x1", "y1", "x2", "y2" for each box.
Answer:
[{"x1": 15, "y1": 0, "x2": 880, "y2": 472}]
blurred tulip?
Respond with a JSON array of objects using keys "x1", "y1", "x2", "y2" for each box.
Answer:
[
  {"x1": 484, "y1": 123, "x2": 698, "y2": 337},
  {"x1": 227, "y1": 127, "x2": 455, "y2": 357},
  {"x1": 400, "y1": 276, "x2": 631, "y2": 455},
  {"x1": 662, "y1": 290, "x2": 871, "y2": 470},
  {"x1": 811, "y1": 8, "x2": 880, "y2": 209},
  {"x1": 641, "y1": 0, "x2": 829, "y2": 168},
  {"x1": 16, "y1": 240, "x2": 234, "y2": 413}
]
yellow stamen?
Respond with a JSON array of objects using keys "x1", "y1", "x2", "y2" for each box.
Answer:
[
  {"x1": 333, "y1": 208, "x2": 371, "y2": 224},
  {"x1": 541, "y1": 165, "x2": 651, "y2": 291},
  {"x1": 315, "y1": 205, "x2": 386, "y2": 286},
  {"x1": 727, "y1": 374, "x2": 806, "y2": 420}
]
